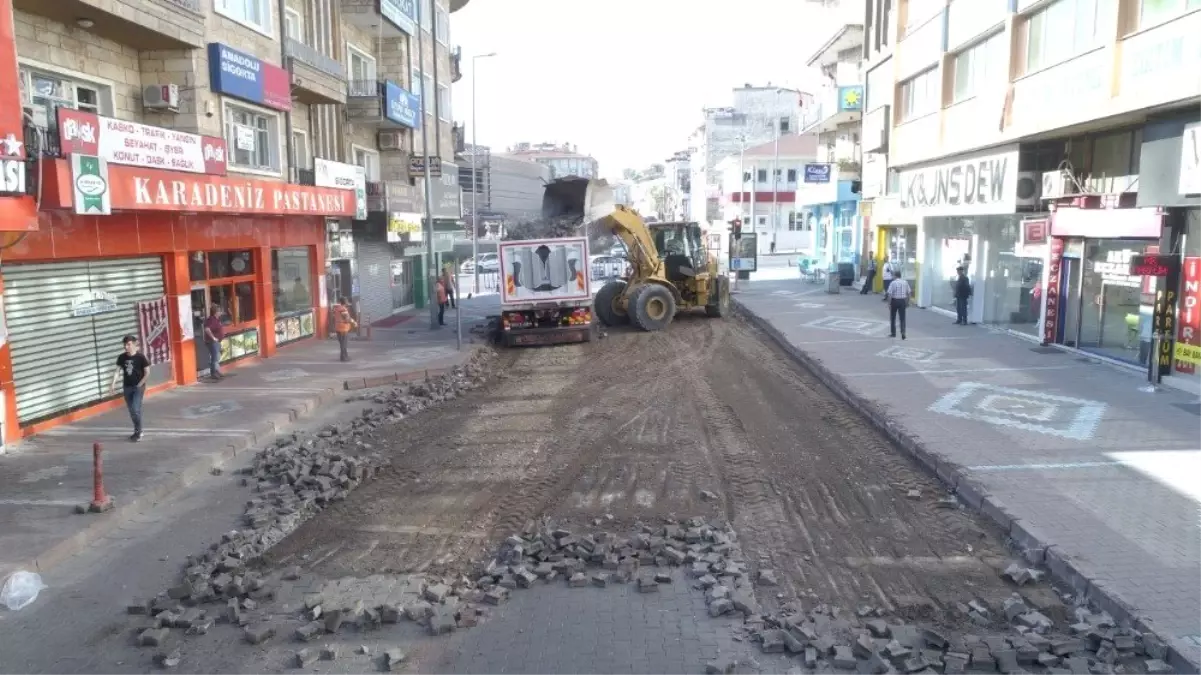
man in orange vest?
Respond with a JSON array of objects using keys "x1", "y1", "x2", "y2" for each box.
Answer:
[
  {"x1": 435, "y1": 278, "x2": 448, "y2": 326},
  {"x1": 333, "y1": 297, "x2": 357, "y2": 362}
]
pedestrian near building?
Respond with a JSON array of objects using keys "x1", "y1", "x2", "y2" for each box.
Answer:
[
  {"x1": 881, "y1": 259, "x2": 896, "y2": 286},
  {"x1": 203, "y1": 304, "x2": 225, "y2": 380},
  {"x1": 333, "y1": 298, "x2": 357, "y2": 362},
  {"x1": 885, "y1": 274, "x2": 913, "y2": 339},
  {"x1": 861, "y1": 258, "x2": 877, "y2": 295},
  {"x1": 435, "y1": 278, "x2": 448, "y2": 326},
  {"x1": 953, "y1": 266, "x2": 973, "y2": 325},
  {"x1": 109, "y1": 335, "x2": 149, "y2": 442},
  {"x1": 441, "y1": 264, "x2": 456, "y2": 309}
]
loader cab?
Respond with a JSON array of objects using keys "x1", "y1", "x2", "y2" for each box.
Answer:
[{"x1": 650, "y1": 221, "x2": 708, "y2": 282}]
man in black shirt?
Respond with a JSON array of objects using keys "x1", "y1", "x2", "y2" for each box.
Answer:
[
  {"x1": 109, "y1": 335, "x2": 150, "y2": 442},
  {"x1": 953, "y1": 266, "x2": 973, "y2": 325}
]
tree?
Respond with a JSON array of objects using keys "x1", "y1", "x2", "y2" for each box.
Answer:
[{"x1": 648, "y1": 184, "x2": 679, "y2": 221}]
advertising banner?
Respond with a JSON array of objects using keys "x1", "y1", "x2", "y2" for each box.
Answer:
[
  {"x1": 71, "y1": 154, "x2": 111, "y2": 215},
  {"x1": 730, "y1": 233, "x2": 759, "y2": 272},
  {"x1": 804, "y1": 164, "x2": 831, "y2": 184},
  {"x1": 137, "y1": 296, "x2": 172, "y2": 365},
  {"x1": 384, "y1": 81, "x2": 421, "y2": 129},
  {"x1": 379, "y1": 0, "x2": 417, "y2": 35},
  {"x1": 58, "y1": 108, "x2": 227, "y2": 175},
  {"x1": 1174, "y1": 256, "x2": 1200, "y2": 373},
  {"x1": 207, "y1": 43, "x2": 291, "y2": 111},
  {"x1": 1042, "y1": 237, "x2": 1065, "y2": 345}
]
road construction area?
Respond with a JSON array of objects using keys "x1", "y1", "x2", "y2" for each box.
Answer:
[{"x1": 0, "y1": 312, "x2": 1166, "y2": 674}]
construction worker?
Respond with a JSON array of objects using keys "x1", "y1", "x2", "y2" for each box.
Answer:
[{"x1": 333, "y1": 297, "x2": 356, "y2": 362}]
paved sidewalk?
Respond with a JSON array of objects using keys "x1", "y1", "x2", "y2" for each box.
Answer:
[
  {"x1": 0, "y1": 323, "x2": 484, "y2": 582},
  {"x1": 734, "y1": 280, "x2": 1201, "y2": 671}
]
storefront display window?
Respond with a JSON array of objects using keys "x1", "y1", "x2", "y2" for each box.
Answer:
[
  {"x1": 882, "y1": 226, "x2": 918, "y2": 280},
  {"x1": 271, "y1": 247, "x2": 314, "y2": 314},
  {"x1": 189, "y1": 250, "x2": 261, "y2": 373},
  {"x1": 1076, "y1": 240, "x2": 1157, "y2": 364},
  {"x1": 208, "y1": 250, "x2": 255, "y2": 278}
]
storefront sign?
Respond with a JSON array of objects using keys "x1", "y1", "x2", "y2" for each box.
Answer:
[
  {"x1": 1154, "y1": 284, "x2": 1179, "y2": 376},
  {"x1": 137, "y1": 296, "x2": 172, "y2": 365},
  {"x1": 71, "y1": 154, "x2": 111, "y2": 215},
  {"x1": 207, "y1": 43, "x2": 291, "y2": 111},
  {"x1": 804, "y1": 164, "x2": 831, "y2": 184},
  {"x1": 315, "y1": 158, "x2": 368, "y2": 219},
  {"x1": 410, "y1": 155, "x2": 442, "y2": 177},
  {"x1": 1175, "y1": 257, "x2": 1201, "y2": 373},
  {"x1": 430, "y1": 162, "x2": 461, "y2": 219},
  {"x1": 0, "y1": 133, "x2": 25, "y2": 195},
  {"x1": 1021, "y1": 218, "x2": 1048, "y2": 246},
  {"x1": 1050, "y1": 206, "x2": 1164, "y2": 239},
  {"x1": 730, "y1": 232, "x2": 758, "y2": 271},
  {"x1": 899, "y1": 147, "x2": 1019, "y2": 215},
  {"x1": 1180, "y1": 122, "x2": 1200, "y2": 195},
  {"x1": 0, "y1": 0, "x2": 37, "y2": 232},
  {"x1": 57, "y1": 109, "x2": 227, "y2": 175},
  {"x1": 383, "y1": 81, "x2": 420, "y2": 130},
  {"x1": 71, "y1": 289, "x2": 118, "y2": 317},
  {"x1": 379, "y1": 0, "x2": 417, "y2": 35},
  {"x1": 1129, "y1": 254, "x2": 1179, "y2": 277},
  {"x1": 838, "y1": 86, "x2": 863, "y2": 112},
  {"x1": 1042, "y1": 237, "x2": 1065, "y2": 345},
  {"x1": 1093, "y1": 249, "x2": 1143, "y2": 288},
  {"x1": 51, "y1": 162, "x2": 357, "y2": 217},
  {"x1": 275, "y1": 310, "x2": 315, "y2": 346}
]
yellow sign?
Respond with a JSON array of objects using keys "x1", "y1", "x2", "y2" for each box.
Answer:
[
  {"x1": 388, "y1": 214, "x2": 421, "y2": 234},
  {"x1": 1175, "y1": 341, "x2": 1201, "y2": 366}
]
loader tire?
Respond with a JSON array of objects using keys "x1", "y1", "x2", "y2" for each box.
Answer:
[
  {"x1": 705, "y1": 275, "x2": 730, "y2": 318},
  {"x1": 594, "y1": 280, "x2": 629, "y2": 326},
  {"x1": 630, "y1": 284, "x2": 676, "y2": 332}
]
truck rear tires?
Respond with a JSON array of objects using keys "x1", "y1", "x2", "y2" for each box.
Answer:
[
  {"x1": 705, "y1": 276, "x2": 730, "y2": 318},
  {"x1": 630, "y1": 284, "x2": 676, "y2": 332},
  {"x1": 595, "y1": 280, "x2": 629, "y2": 326}
]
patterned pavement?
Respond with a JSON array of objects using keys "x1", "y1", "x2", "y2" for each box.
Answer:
[{"x1": 734, "y1": 279, "x2": 1201, "y2": 671}]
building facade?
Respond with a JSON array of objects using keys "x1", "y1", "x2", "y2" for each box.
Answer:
[
  {"x1": 0, "y1": 0, "x2": 471, "y2": 444},
  {"x1": 504, "y1": 142, "x2": 598, "y2": 180},
  {"x1": 718, "y1": 134, "x2": 820, "y2": 254},
  {"x1": 687, "y1": 85, "x2": 812, "y2": 227},
  {"x1": 862, "y1": 0, "x2": 1200, "y2": 391}
]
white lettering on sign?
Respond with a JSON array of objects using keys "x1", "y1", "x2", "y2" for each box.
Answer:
[
  {"x1": 314, "y1": 158, "x2": 360, "y2": 191},
  {"x1": 129, "y1": 176, "x2": 347, "y2": 214},
  {"x1": 898, "y1": 147, "x2": 1019, "y2": 215},
  {"x1": 0, "y1": 159, "x2": 25, "y2": 193},
  {"x1": 1094, "y1": 249, "x2": 1140, "y2": 288}
]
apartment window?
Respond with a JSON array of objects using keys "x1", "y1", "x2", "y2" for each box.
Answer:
[
  {"x1": 292, "y1": 130, "x2": 309, "y2": 170},
  {"x1": 951, "y1": 32, "x2": 1007, "y2": 103},
  {"x1": 905, "y1": 0, "x2": 943, "y2": 32},
  {"x1": 898, "y1": 68, "x2": 939, "y2": 122},
  {"x1": 224, "y1": 101, "x2": 280, "y2": 173},
  {"x1": 284, "y1": 8, "x2": 303, "y2": 41},
  {"x1": 410, "y1": 68, "x2": 434, "y2": 103},
  {"x1": 419, "y1": 0, "x2": 433, "y2": 32},
  {"x1": 352, "y1": 146, "x2": 380, "y2": 181},
  {"x1": 437, "y1": 84, "x2": 451, "y2": 121},
  {"x1": 786, "y1": 169, "x2": 797, "y2": 182},
  {"x1": 1025, "y1": 0, "x2": 1114, "y2": 74},
  {"x1": 779, "y1": 117, "x2": 790, "y2": 133},
  {"x1": 757, "y1": 169, "x2": 767, "y2": 182},
  {"x1": 1138, "y1": 0, "x2": 1201, "y2": 29},
  {"x1": 215, "y1": 0, "x2": 272, "y2": 35},
  {"x1": 19, "y1": 66, "x2": 110, "y2": 127},
  {"x1": 347, "y1": 45, "x2": 376, "y2": 81},
  {"x1": 435, "y1": 6, "x2": 450, "y2": 44}
]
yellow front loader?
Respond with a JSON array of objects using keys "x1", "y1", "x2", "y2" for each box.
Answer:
[{"x1": 543, "y1": 178, "x2": 730, "y2": 332}]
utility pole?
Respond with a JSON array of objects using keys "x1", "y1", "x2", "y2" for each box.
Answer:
[
  {"x1": 418, "y1": 0, "x2": 437, "y2": 329},
  {"x1": 470, "y1": 52, "x2": 496, "y2": 296},
  {"x1": 771, "y1": 89, "x2": 783, "y2": 253}
]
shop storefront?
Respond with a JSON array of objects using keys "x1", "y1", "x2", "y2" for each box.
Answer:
[
  {"x1": 796, "y1": 166, "x2": 861, "y2": 270},
  {"x1": 899, "y1": 145, "x2": 1037, "y2": 325},
  {"x1": 0, "y1": 117, "x2": 355, "y2": 442},
  {"x1": 1043, "y1": 206, "x2": 1165, "y2": 365}
]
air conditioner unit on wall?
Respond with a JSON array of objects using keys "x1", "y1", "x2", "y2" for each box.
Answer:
[
  {"x1": 143, "y1": 84, "x2": 180, "y2": 112},
  {"x1": 378, "y1": 131, "x2": 404, "y2": 151},
  {"x1": 1041, "y1": 170, "x2": 1070, "y2": 199},
  {"x1": 1016, "y1": 171, "x2": 1041, "y2": 207}
]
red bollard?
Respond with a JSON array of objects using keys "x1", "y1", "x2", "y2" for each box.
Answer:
[{"x1": 89, "y1": 442, "x2": 113, "y2": 513}]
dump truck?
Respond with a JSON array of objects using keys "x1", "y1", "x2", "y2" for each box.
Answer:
[{"x1": 497, "y1": 236, "x2": 595, "y2": 346}]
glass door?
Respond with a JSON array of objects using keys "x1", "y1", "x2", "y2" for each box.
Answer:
[{"x1": 191, "y1": 287, "x2": 210, "y2": 374}]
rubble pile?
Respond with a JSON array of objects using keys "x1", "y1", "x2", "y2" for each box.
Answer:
[
  {"x1": 502, "y1": 215, "x2": 583, "y2": 242},
  {"x1": 124, "y1": 350, "x2": 499, "y2": 665}
]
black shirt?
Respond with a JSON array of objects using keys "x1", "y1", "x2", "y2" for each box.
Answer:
[{"x1": 117, "y1": 352, "x2": 150, "y2": 388}]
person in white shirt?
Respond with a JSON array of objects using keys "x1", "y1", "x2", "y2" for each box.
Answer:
[
  {"x1": 885, "y1": 275, "x2": 913, "y2": 339},
  {"x1": 881, "y1": 260, "x2": 895, "y2": 285}
]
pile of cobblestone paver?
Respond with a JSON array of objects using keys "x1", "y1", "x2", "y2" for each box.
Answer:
[{"x1": 124, "y1": 351, "x2": 499, "y2": 668}]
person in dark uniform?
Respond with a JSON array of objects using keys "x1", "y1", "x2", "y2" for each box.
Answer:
[
  {"x1": 953, "y1": 266, "x2": 973, "y2": 325},
  {"x1": 109, "y1": 335, "x2": 149, "y2": 442}
]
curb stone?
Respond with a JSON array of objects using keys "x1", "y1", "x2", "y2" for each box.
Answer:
[{"x1": 732, "y1": 298, "x2": 1201, "y2": 674}]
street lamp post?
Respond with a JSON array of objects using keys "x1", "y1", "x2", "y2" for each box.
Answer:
[
  {"x1": 771, "y1": 89, "x2": 785, "y2": 254},
  {"x1": 470, "y1": 52, "x2": 496, "y2": 295}
]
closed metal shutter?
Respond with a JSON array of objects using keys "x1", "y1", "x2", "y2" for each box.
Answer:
[
  {"x1": 3, "y1": 257, "x2": 166, "y2": 424},
  {"x1": 357, "y1": 237, "x2": 395, "y2": 324}
]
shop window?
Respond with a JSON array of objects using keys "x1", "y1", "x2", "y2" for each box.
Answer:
[
  {"x1": 235, "y1": 282, "x2": 256, "y2": 323},
  {"x1": 224, "y1": 102, "x2": 281, "y2": 174},
  {"x1": 272, "y1": 247, "x2": 314, "y2": 314},
  {"x1": 208, "y1": 250, "x2": 255, "y2": 279},
  {"x1": 189, "y1": 252, "x2": 208, "y2": 282}
]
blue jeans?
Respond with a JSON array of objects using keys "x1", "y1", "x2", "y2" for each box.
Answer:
[
  {"x1": 207, "y1": 340, "x2": 221, "y2": 376},
  {"x1": 123, "y1": 385, "x2": 144, "y2": 434}
]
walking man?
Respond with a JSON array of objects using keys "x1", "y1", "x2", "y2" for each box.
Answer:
[
  {"x1": 203, "y1": 304, "x2": 225, "y2": 380},
  {"x1": 953, "y1": 265, "x2": 972, "y2": 325},
  {"x1": 435, "y1": 277, "x2": 448, "y2": 326},
  {"x1": 333, "y1": 297, "x2": 356, "y2": 362},
  {"x1": 109, "y1": 335, "x2": 149, "y2": 442},
  {"x1": 886, "y1": 273, "x2": 913, "y2": 339},
  {"x1": 861, "y1": 258, "x2": 877, "y2": 295},
  {"x1": 770, "y1": 240, "x2": 777, "y2": 255}
]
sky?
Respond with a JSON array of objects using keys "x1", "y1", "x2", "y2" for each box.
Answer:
[{"x1": 449, "y1": 0, "x2": 842, "y2": 180}]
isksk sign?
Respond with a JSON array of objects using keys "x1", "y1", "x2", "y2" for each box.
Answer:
[{"x1": 58, "y1": 108, "x2": 227, "y2": 175}]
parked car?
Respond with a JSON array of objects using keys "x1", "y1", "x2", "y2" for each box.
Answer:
[{"x1": 460, "y1": 253, "x2": 500, "y2": 274}]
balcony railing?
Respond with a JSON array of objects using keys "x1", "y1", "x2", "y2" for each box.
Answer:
[
  {"x1": 23, "y1": 123, "x2": 62, "y2": 158},
  {"x1": 284, "y1": 38, "x2": 344, "y2": 80},
  {"x1": 366, "y1": 180, "x2": 386, "y2": 212},
  {"x1": 347, "y1": 80, "x2": 380, "y2": 98},
  {"x1": 154, "y1": 0, "x2": 202, "y2": 13},
  {"x1": 294, "y1": 168, "x2": 316, "y2": 186},
  {"x1": 450, "y1": 46, "x2": 463, "y2": 83},
  {"x1": 452, "y1": 122, "x2": 466, "y2": 154}
]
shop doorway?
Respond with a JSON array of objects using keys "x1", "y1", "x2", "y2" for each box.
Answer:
[
  {"x1": 391, "y1": 258, "x2": 415, "y2": 310},
  {"x1": 188, "y1": 250, "x2": 262, "y2": 376}
]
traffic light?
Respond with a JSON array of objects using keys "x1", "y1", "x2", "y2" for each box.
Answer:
[{"x1": 730, "y1": 218, "x2": 742, "y2": 240}]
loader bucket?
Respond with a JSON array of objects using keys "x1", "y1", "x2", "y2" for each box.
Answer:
[{"x1": 541, "y1": 178, "x2": 615, "y2": 226}]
